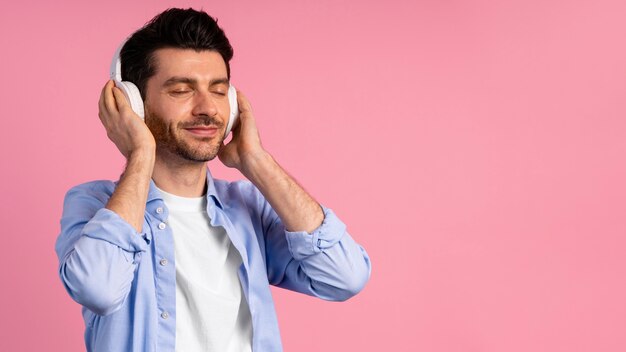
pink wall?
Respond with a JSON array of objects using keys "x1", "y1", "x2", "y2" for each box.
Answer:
[{"x1": 1, "y1": 0, "x2": 625, "y2": 351}]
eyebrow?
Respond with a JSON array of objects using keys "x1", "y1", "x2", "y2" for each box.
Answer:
[{"x1": 162, "y1": 76, "x2": 230, "y2": 87}]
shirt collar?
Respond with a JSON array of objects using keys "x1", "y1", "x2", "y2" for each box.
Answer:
[{"x1": 146, "y1": 167, "x2": 224, "y2": 209}]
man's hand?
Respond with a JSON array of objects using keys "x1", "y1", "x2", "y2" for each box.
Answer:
[
  {"x1": 218, "y1": 90, "x2": 324, "y2": 233},
  {"x1": 98, "y1": 80, "x2": 155, "y2": 159},
  {"x1": 217, "y1": 90, "x2": 267, "y2": 173},
  {"x1": 98, "y1": 80, "x2": 155, "y2": 232}
]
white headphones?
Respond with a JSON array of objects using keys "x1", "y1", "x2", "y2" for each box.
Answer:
[{"x1": 109, "y1": 42, "x2": 239, "y2": 137}]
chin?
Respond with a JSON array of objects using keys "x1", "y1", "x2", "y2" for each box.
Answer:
[{"x1": 176, "y1": 145, "x2": 221, "y2": 163}]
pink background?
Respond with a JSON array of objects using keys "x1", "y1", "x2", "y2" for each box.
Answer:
[{"x1": 1, "y1": 0, "x2": 625, "y2": 351}]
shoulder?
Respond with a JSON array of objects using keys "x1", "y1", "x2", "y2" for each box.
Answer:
[{"x1": 64, "y1": 180, "x2": 117, "y2": 207}]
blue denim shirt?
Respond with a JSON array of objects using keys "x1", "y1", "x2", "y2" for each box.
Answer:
[{"x1": 55, "y1": 170, "x2": 371, "y2": 351}]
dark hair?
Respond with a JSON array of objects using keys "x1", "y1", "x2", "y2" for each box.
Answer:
[{"x1": 120, "y1": 8, "x2": 233, "y2": 98}]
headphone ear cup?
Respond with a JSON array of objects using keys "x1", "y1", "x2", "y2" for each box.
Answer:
[
  {"x1": 225, "y1": 85, "x2": 239, "y2": 137},
  {"x1": 115, "y1": 81, "x2": 145, "y2": 120}
]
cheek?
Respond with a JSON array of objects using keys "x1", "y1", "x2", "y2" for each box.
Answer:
[
  {"x1": 212, "y1": 98, "x2": 230, "y2": 122},
  {"x1": 144, "y1": 105, "x2": 172, "y2": 136},
  {"x1": 171, "y1": 103, "x2": 197, "y2": 126},
  {"x1": 220, "y1": 99, "x2": 231, "y2": 116},
  {"x1": 144, "y1": 111, "x2": 167, "y2": 137},
  {"x1": 147, "y1": 99, "x2": 192, "y2": 126}
]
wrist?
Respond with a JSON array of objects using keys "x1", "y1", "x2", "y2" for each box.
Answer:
[
  {"x1": 127, "y1": 147, "x2": 155, "y2": 173},
  {"x1": 240, "y1": 149, "x2": 275, "y2": 183},
  {"x1": 129, "y1": 146, "x2": 155, "y2": 161}
]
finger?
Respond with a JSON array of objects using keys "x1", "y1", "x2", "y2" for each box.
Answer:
[
  {"x1": 112, "y1": 86, "x2": 130, "y2": 113},
  {"x1": 98, "y1": 80, "x2": 108, "y2": 110},
  {"x1": 235, "y1": 90, "x2": 253, "y2": 113},
  {"x1": 100, "y1": 80, "x2": 118, "y2": 124},
  {"x1": 98, "y1": 82, "x2": 108, "y2": 122},
  {"x1": 103, "y1": 80, "x2": 118, "y2": 114}
]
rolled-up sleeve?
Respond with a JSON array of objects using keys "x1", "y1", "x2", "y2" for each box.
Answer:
[
  {"x1": 285, "y1": 206, "x2": 347, "y2": 260},
  {"x1": 56, "y1": 183, "x2": 147, "y2": 316},
  {"x1": 264, "y1": 201, "x2": 372, "y2": 302},
  {"x1": 82, "y1": 208, "x2": 149, "y2": 253}
]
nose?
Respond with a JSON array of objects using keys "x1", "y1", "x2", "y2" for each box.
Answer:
[{"x1": 191, "y1": 91, "x2": 218, "y2": 118}]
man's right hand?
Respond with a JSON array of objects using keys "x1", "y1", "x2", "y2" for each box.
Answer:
[
  {"x1": 99, "y1": 80, "x2": 155, "y2": 232},
  {"x1": 98, "y1": 80, "x2": 155, "y2": 159}
]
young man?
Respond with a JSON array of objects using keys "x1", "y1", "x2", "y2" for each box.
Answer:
[{"x1": 55, "y1": 8, "x2": 371, "y2": 352}]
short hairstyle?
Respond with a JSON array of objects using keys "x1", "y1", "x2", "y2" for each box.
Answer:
[{"x1": 120, "y1": 8, "x2": 234, "y2": 98}]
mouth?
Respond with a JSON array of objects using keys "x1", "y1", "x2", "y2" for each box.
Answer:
[{"x1": 184, "y1": 125, "x2": 220, "y2": 138}]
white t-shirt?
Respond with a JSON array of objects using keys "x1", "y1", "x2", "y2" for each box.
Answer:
[{"x1": 157, "y1": 187, "x2": 253, "y2": 352}]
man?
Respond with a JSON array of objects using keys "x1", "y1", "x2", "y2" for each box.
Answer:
[{"x1": 55, "y1": 8, "x2": 371, "y2": 352}]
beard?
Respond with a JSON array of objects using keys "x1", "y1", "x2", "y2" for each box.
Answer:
[{"x1": 145, "y1": 109, "x2": 226, "y2": 162}]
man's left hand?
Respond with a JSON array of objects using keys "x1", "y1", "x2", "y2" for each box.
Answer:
[{"x1": 218, "y1": 90, "x2": 269, "y2": 173}]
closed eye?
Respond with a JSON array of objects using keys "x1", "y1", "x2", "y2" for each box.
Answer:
[{"x1": 170, "y1": 90, "x2": 192, "y2": 96}]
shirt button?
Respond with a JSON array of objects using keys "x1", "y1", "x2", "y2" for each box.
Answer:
[
  {"x1": 161, "y1": 311, "x2": 169, "y2": 319},
  {"x1": 158, "y1": 222, "x2": 166, "y2": 230},
  {"x1": 156, "y1": 207, "x2": 163, "y2": 214},
  {"x1": 159, "y1": 259, "x2": 168, "y2": 266}
]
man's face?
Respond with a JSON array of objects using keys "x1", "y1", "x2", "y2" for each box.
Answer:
[{"x1": 143, "y1": 48, "x2": 231, "y2": 162}]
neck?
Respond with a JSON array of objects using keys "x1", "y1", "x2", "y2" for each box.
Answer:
[{"x1": 152, "y1": 149, "x2": 208, "y2": 198}]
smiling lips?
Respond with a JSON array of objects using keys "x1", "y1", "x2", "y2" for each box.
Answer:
[{"x1": 184, "y1": 126, "x2": 220, "y2": 138}]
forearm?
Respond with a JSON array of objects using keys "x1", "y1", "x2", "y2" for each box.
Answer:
[
  {"x1": 263, "y1": 204, "x2": 372, "y2": 301},
  {"x1": 285, "y1": 228, "x2": 371, "y2": 301},
  {"x1": 106, "y1": 149, "x2": 155, "y2": 232},
  {"x1": 60, "y1": 235, "x2": 137, "y2": 315},
  {"x1": 57, "y1": 183, "x2": 150, "y2": 316},
  {"x1": 241, "y1": 151, "x2": 323, "y2": 233}
]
